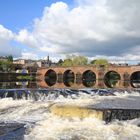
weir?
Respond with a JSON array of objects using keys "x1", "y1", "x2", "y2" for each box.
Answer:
[
  {"x1": 50, "y1": 104, "x2": 140, "y2": 122},
  {"x1": 50, "y1": 104, "x2": 104, "y2": 120},
  {"x1": 0, "y1": 89, "x2": 140, "y2": 122}
]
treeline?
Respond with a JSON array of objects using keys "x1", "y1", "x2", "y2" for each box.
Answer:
[
  {"x1": 0, "y1": 55, "x2": 109, "y2": 72},
  {"x1": 0, "y1": 55, "x2": 14, "y2": 72},
  {"x1": 57, "y1": 55, "x2": 109, "y2": 67}
]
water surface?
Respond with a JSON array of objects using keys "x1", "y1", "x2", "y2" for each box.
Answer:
[{"x1": 0, "y1": 89, "x2": 140, "y2": 140}]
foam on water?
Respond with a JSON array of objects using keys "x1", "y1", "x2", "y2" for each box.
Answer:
[
  {"x1": 0, "y1": 90, "x2": 140, "y2": 140},
  {"x1": 25, "y1": 117, "x2": 140, "y2": 140}
]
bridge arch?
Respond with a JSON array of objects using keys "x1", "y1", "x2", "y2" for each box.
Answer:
[
  {"x1": 104, "y1": 71, "x2": 121, "y2": 88},
  {"x1": 82, "y1": 70, "x2": 96, "y2": 87},
  {"x1": 130, "y1": 71, "x2": 140, "y2": 88},
  {"x1": 44, "y1": 69, "x2": 57, "y2": 86},
  {"x1": 63, "y1": 70, "x2": 75, "y2": 87}
]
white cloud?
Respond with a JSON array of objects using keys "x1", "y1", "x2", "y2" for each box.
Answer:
[
  {"x1": 0, "y1": 0, "x2": 140, "y2": 61},
  {"x1": 21, "y1": 51, "x2": 39, "y2": 60},
  {"x1": 0, "y1": 25, "x2": 21, "y2": 57},
  {"x1": 89, "y1": 54, "x2": 140, "y2": 62},
  {"x1": 15, "y1": 0, "x2": 140, "y2": 60},
  {"x1": 0, "y1": 25, "x2": 14, "y2": 40},
  {"x1": 16, "y1": 29, "x2": 39, "y2": 48}
]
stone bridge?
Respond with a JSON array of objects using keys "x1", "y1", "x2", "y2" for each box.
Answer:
[{"x1": 37, "y1": 65, "x2": 140, "y2": 89}]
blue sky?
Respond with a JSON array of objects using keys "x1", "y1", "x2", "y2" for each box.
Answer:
[
  {"x1": 0, "y1": 0, "x2": 140, "y2": 63},
  {"x1": 0, "y1": 0, "x2": 73, "y2": 32},
  {"x1": 0, "y1": 0, "x2": 74, "y2": 60}
]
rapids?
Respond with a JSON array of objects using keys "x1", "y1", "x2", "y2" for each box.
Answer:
[{"x1": 0, "y1": 89, "x2": 140, "y2": 140}]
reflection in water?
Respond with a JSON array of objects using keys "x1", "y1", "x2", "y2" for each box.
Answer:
[
  {"x1": 63, "y1": 70, "x2": 75, "y2": 87},
  {"x1": 104, "y1": 71, "x2": 121, "y2": 88},
  {"x1": 57, "y1": 73, "x2": 63, "y2": 83},
  {"x1": 82, "y1": 70, "x2": 96, "y2": 87},
  {"x1": 1, "y1": 70, "x2": 140, "y2": 90},
  {"x1": 0, "y1": 82, "x2": 37, "y2": 89},
  {"x1": 45, "y1": 69, "x2": 57, "y2": 86},
  {"x1": 131, "y1": 71, "x2": 140, "y2": 88},
  {"x1": 76, "y1": 72, "x2": 82, "y2": 85},
  {"x1": 16, "y1": 81, "x2": 28, "y2": 86}
]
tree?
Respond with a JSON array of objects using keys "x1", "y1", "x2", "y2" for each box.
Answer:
[
  {"x1": 0, "y1": 60, "x2": 13, "y2": 72},
  {"x1": 57, "y1": 59, "x2": 63, "y2": 66},
  {"x1": 72, "y1": 55, "x2": 88, "y2": 66},
  {"x1": 62, "y1": 55, "x2": 88, "y2": 67},
  {"x1": 0, "y1": 61, "x2": 3, "y2": 71},
  {"x1": 0, "y1": 55, "x2": 14, "y2": 72},
  {"x1": 7, "y1": 55, "x2": 13, "y2": 62},
  {"x1": 90, "y1": 59, "x2": 97, "y2": 65},
  {"x1": 62, "y1": 59, "x2": 73, "y2": 67},
  {"x1": 91, "y1": 59, "x2": 109, "y2": 67}
]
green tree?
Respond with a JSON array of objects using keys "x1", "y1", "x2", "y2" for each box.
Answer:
[
  {"x1": 57, "y1": 59, "x2": 63, "y2": 66},
  {"x1": 62, "y1": 59, "x2": 73, "y2": 67},
  {"x1": 0, "y1": 61, "x2": 3, "y2": 71},
  {"x1": 62, "y1": 55, "x2": 88, "y2": 67},
  {"x1": 0, "y1": 60, "x2": 13, "y2": 72},
  {"x1": 91, "y1": 59, "x2": 109, "y2": 67},
  {"x1": 7, "y1": 55, "x2": 13, "y2": 62},
  {"x1": 90, "y1": 59, "x2": 97, "y2": 65},
  {"x1": 73, "y1": 55, "x2": 88, "y2": 66}
]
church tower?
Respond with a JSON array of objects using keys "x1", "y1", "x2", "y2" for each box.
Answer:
[{"x1": 47, "y1": 55, "x2": 50, "y2": 63}]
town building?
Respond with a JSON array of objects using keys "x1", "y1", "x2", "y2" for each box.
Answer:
[{"x1": 0, "y1": 56, "x2": 8, "y2": 61}]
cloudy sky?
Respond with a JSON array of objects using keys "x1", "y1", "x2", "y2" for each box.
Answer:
[{"x1": 0, "y1": 0, "x2": 140, "y2": 62}]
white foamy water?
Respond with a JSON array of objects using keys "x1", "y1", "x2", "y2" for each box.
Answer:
[{"x1": 0, "y1": 90, "x2": 140, "y2": 140}]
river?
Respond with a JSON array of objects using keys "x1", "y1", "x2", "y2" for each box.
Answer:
[{"x1": 0, "y1": 87, "x2": 140, "y2": 140}]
